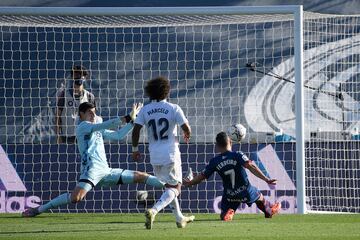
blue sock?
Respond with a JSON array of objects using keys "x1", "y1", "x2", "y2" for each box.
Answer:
[
  {"x1": 145, "y1": 175, "x2": 164, "y2": 188},
  {"x1": 38, "y1": 193, "x2": 71, "y2": 213},
  {"x1": 121, "y1": 170, "x2": 135, "y2": 184}
]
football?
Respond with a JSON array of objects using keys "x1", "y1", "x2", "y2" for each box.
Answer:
[{"x1": 227, "y1": 124, "x2": 246, "y2": 142}]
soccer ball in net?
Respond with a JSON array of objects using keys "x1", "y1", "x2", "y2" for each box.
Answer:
[{"x1": 227, "y1": 124, "x2": 246, "y2": 142}]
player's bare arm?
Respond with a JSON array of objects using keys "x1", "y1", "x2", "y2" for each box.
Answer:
[
  {"x1": 130, "y1": 102, "x2": 144, "y2": 162},
  {"x1": 244, "y1": 160, "x2": 277, "y2": 185},
  {"x1": 132, "y1": 123, "x2": 142, "y2": 162},
  {"x1": 183, "y1": 173, "x2": 206, "y2": 187},
  {"x1": 181, "y1": 122, "x2": 191, "y2": 143}
]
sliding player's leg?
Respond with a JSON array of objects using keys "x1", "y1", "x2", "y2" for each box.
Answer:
[
  {"x1": 220, "y1": 197, "x2": 238, "y2": 221},
  {"x1": 97, "y1": 168, "x2": 164, "y2": 188},
  {"x1": 22, "y1": 181, "x2": 92, "y2": 217},
  {"x1": 252, "y1": 188, "x2": 281, "y2": 218}
]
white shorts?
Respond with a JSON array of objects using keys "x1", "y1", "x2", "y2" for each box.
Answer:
[
  {"x1": 150, "y1": 149, "x2": 181, "y2": 165},
  {"x1": 152, "y1": 161, "x2": 182, "y2": 185}
]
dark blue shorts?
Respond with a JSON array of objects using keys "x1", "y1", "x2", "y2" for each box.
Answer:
[{"x1": 220, "y1": 185, "x2": 261, "y2": 214}]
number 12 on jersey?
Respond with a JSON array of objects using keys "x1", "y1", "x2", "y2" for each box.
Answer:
[{"x1": 148, "y1": 118, "x2": 169, "y2": 140}]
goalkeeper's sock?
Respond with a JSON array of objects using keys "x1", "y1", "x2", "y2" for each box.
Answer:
[
  {"x1": 169, "y1": 197, "x2": 184, "y2": 222},
  {"x1": 38, "y1": 193, "x2": 71, "y2": 213},
  {"x1": 145, "y1": 175, "x2": 164, "y2": 189},
  {"x1": 255, "y1": 199, "x2": 271, "y2": 217},
  {"x1": 152, "y1": 188, "x2": 177, "y2": 213}
]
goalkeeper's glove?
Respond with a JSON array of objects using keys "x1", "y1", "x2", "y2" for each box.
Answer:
[{"x1": 125, "y1": 102, "x2": 143, "y2": 123}]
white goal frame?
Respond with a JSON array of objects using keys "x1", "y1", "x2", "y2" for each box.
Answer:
[{"x1": 0, "y1": 5, "x2": 306, "y2": 214}]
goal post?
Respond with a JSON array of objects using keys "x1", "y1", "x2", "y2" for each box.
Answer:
[
  {"x1": 293, "y1": 6, "x2": 306, "y2": 215},
  {"x1": 1, "y1": 5, "x2": 358, "y2": 215}
]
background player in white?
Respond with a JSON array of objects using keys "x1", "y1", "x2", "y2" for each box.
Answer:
[
  {"x1": 132, "y1": 76, "x2": 194, "y2": 229},
  {"x1": 22, "y1": 101, "x2": 164, "y2": 217},
  {"x1": 56, "y1": 65, "x2": 96, "y2": 144}
]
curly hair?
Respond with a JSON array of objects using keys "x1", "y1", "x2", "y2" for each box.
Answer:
[{"x1": 145, "y1": 76, "x2": 170, "y2": 101}]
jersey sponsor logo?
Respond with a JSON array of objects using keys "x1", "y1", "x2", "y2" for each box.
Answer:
[
  {"x1": 226, "y1": 186, "x2": 247, "y2": 196},
  {"x1": 213, "y1": 144, "x2": 297, "y2": 214},
  {"x1": 227, "y1": 197, "x2": 247, "y2": 202},
  {"x1": 0, "y1": 145, "x2": 41, "y2": 213}
]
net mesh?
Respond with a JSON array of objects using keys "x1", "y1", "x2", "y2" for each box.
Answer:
[{"x1": 0, "y1": 10, "x2": 359, "y2": 213}]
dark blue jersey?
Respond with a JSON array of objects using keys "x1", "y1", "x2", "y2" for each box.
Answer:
[{"x1": 202, "y1": 151, "x2": 251, "y2": 198}]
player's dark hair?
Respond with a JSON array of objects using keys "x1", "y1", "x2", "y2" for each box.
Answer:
[
  {"x1": 145, "y1": 76, "x2": 170, "y2": 101},
  {"x1": 71, "y1": 65, "x2": 89, "y2": 78},
  {"x1": 78, "y1": 102, "x2": 95, "y2": 116},
  {"x1": 216, "y1": 132, "x2": 229, "y2": 148}
]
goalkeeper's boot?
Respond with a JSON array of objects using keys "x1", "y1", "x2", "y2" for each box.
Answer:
[
  {"x1": 145, "y1": 209, "x2": 156, "y2": 230},
  {"x1": 176, "y1": 215, "x2": 195, "y2": 228},
  {"x1": 22, "y1": 207, "x2": 40, "y2": 217},
  {"x1": 222, "y1": 209, "x2": 235, "y2": 221}
]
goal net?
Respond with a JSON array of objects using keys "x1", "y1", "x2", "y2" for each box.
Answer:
[
  {"x1": 0, "y1": 6, "x2": 358, "y2": 214},
  {"x1": 303, "y1": 13, "x2": 360, "y2": 213}
]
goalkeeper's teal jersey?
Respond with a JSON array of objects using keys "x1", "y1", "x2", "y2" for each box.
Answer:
[{"x1": 76, "y1": 116, "x2": 133, "y2": 174}]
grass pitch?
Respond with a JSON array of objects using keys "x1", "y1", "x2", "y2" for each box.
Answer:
[{"x1": 0, "y1": 213, "x2": 359, "y2": 240}]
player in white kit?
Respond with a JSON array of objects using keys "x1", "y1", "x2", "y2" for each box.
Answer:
[{"x1": 132, "y1": 76, "x2": 195, "y2": 229}]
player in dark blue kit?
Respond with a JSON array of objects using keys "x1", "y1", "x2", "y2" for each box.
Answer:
[{"x1": 183, "y1": 132, "x2": 281, "y2": 221}]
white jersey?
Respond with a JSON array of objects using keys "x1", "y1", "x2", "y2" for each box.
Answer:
[
  {"x1": 59, "y1": 88, "x2": 93, "y2": 137},
  {"x1": 134, "y1": 99, "x2": 188, "y2": 165}
]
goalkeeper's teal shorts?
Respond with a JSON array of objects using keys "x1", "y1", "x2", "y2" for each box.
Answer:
[{"x1": 78, "y1": 167, "x2": 135, "y2": 190}]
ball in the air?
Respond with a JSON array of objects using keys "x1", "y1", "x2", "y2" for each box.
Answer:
[{"x1": 227, "y1": 124, "x2": 246, "y2": 142}]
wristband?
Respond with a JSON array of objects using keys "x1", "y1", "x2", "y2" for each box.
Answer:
[
  {"x1": 132, "y1": 146, "x2": 139, "y2": 152},
  {"x1": 124, "y1": 115, "x2": 133, "y2": 123}
]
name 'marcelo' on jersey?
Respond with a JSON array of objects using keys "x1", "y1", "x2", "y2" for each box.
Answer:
[
  {"x1": 202, "y1": 151, "x2": 252, "y2": 198},
  {"x1": 134, "y1": 99, "x2": 188, "y2": 165}
]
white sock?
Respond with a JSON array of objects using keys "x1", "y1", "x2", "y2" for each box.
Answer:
[
  {"x1": 152, "y1": 188, "x2": 177, "y2": 213},
  {"x1": 169, "y1": 197, "x2": 184, "y2": 222},
  {"x1": 38, "y1": 193, "x2": 71, "y2": 213}
]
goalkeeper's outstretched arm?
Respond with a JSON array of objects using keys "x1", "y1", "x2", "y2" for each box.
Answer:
[{"x1": 102, "y1": 103, "x2": 143, "y2": 141}]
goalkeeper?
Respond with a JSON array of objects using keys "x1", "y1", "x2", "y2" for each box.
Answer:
[
  {"x1": 22, "y1": 101, "x2": 164, "y2": 217},
  {"x1": 183, "y1": 132, "x2": 281, "y2": 221}
]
